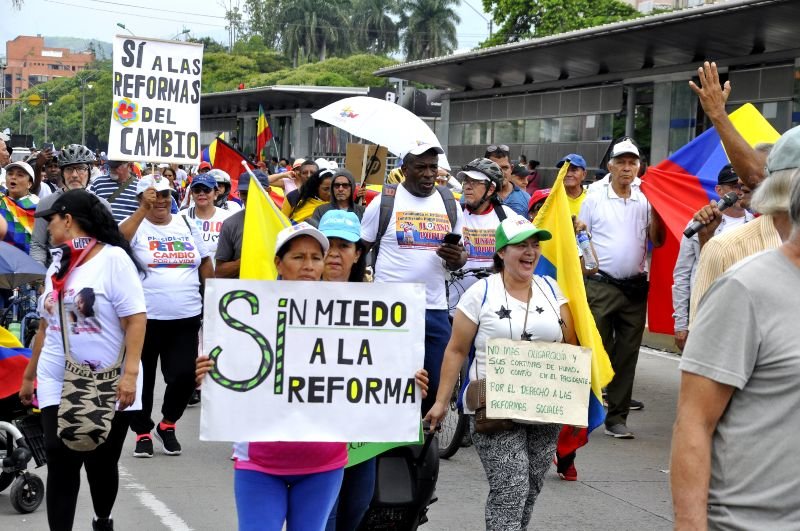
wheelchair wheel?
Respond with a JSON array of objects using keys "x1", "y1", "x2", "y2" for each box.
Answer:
[{"x1": 10, "y1": 472, "x2": 44, "y2": 514}]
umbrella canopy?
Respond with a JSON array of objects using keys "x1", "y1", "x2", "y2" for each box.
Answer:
[
  {"x1": 0, "y1": 242, "x2": 47, "y2": 289},
  {"x1": 312, "y1": 96, "x2": 451, "y2": 171}
]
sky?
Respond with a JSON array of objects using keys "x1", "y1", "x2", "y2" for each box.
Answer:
[{"x1": 1, "y1": 0, "x2": 494, "y2": 58}]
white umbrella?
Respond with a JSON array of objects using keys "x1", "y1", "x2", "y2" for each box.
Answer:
[{"x1": 311, "y1": 96, "x2": 451, "y2": 170}]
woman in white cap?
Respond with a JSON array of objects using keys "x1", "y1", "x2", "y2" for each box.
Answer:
[
  {"x1": 119, "y1": 174, "x2": 213, "y2": 459},
  {"x1": 425, "y1": 215, "x2": 577, "y2": 531},
  {"x1": 195, "y1": 222, "x2": 427, "y2": 531}
]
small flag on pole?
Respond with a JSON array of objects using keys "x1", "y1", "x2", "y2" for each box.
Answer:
[{"x1": 257, "y1": 105, "x2": 273, "y2": 163}]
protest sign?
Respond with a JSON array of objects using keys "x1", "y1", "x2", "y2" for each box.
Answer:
[
  {"x1": 485, "y1": 339, "x2": 591, "y2": 427},
  {"x1": 345, "y1": 143, "x2": 388, "y2": 185},
  {"x1": 108, "y1": 36, "x2": 203, "y2": 164},
  {"x1": 200, "y1": 279, "x2": 425, "y2": 443}
]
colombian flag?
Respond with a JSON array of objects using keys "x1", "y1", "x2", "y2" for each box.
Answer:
[
  {"x1": 0, "y1": 325, "x2": 31, "y2": 399},
  {"x1": 240, "y1": 174, "x2": 291, "y2": 280},
  {"x1": 640, "y1": 104, "x2": 780, "y2": 333},
  {"x1": 533, "y1": 163, "x2": 614, "y2": 454},
  {"x1": 200, "y1": 132, "x2": 226, "y2": 165},
  {"x1": 256, "y1": 105, "x2": 273, "y2": 163}
]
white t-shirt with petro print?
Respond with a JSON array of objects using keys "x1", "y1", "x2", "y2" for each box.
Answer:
[{"x1": 37, "y1": 245, "x2": 146, "y2": 410}]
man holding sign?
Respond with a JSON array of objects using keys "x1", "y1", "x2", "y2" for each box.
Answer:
[{"x1": 426, "y1": 215, "x2": 579, "y2": 531}]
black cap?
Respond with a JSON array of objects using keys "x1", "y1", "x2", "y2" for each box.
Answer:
[
  {"x1": 511, "y1": 164, "x2": 530, "y2": 178},
  {"x1": 717, "y1": 164, "x2": 738, "y2": 185},
  {"x1": 35, "y1": 189, "x2": 98, "y2": 219}
]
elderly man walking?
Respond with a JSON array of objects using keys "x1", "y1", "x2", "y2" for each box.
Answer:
[
  {"x1": 671, "y1": 148, "x2": 800, "y2": 530},
  {"x1": 578, "y1": 138, "x2": 664, "y2": 439}
]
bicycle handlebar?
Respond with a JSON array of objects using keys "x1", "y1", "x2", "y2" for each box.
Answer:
[{"x1": 448, "y1": 267, "x2": 494, "y2": 281}]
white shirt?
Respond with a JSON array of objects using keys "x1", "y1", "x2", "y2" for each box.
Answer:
[
  {"x1": 129, "y1": 214, "x2": 210, "y2": 320},
  {"x1": 361, "y1": 184, "x2": 465, "y2": 310},
  {"x1": 448, "y1": 205, "x2": 515, "y2": 313},
  {"x1": 457, "y1": 273, "x2": 566, "y2": 412},
  {"x1": 579, "y1": 179, "x2": 651, "y2": 279},
  {"x1": 37, "y1": 245, "x2": 146, "y2": 409},
  {"x1": 588, "y1": 174, "x2": 641, "y2": 194},
  {"x1": 182, "y1": 206, "x2": 233, "y2": 260}
]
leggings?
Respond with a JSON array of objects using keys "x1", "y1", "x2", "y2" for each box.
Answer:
[
  {"x1": 471, "y1": 418, "x2": 560, "y2": 531},
  {"x1": 41, "y1": 405, "x2": 130, "y2": 531},
  {"x1": 326, "y1": 458, "x2": 376, "y2": 531},
  {"x1": 129, "y1": 315, "x2": 201, "y2": 435},
  {"x1": 235, "y1": 467, "x2": 344, "y2": 531}
]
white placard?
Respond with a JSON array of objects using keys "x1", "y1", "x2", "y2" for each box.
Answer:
[
  {"x1": 485, "y1": 339, "x2": 591, "y2": 427},
  {"x1": 200, "y1": 280, "x2": 426, "y2": 442},
  {"x1": 108, "y1": 36, "x2": 203, "y2": 164}
]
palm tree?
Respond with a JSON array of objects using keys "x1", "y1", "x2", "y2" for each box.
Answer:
[
  {"x1": 351, "y1": 0, "x2": 402, "y2": 56},
  {"x1": 280, "y1": 0, "x2": 353, "y2": 65},
  {"x1": 400, "y1": 0, "x2": 460, "y2": 61}
]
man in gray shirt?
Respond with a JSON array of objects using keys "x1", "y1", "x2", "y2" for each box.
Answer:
[{"x1": 670, "y1": 147, "x2": 800, "y2": 529}]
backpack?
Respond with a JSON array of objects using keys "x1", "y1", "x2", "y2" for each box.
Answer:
[{"x1": 372, "y1": 184, "x2": 459, "y2": 265}]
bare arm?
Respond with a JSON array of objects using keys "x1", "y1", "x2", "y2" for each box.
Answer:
[
  {"x1": 117, "y1": 312, "x2": 146, "y2": 410},
  {"x1": 19, "y1": 319, "x2": 48, "y2": 405},
  {"x1": 198, "y1": 256, "x2": 214, "y2": 284},
  {"x1": 119, "y1": 189, "x2": 155, "y2": 241},
  {"x1": 648, "y1": 207, "x2": 666, "y2": 248},
  {"x1": 423, "y1": 310, "x2": 477, "y2": 431},
  {"x1": 671, "y1": 372, "x2": 735, "y2": 530},
  {"x1": 559, "y1": 304, "x2": 578, "y2": 346},
  {"x1": 689, "y1": 62, "x2": 765, "y2": 189},
  {"x1": 214, "y1": 259, "x2": 240, "y2": 279}
]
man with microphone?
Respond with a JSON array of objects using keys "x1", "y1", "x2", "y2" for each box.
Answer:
[{"x1": 671, "y1": 165, "x2": 753, "y2": 351}]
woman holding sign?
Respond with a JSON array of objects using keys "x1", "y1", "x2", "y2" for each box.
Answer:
[
  {"x1": 196, "y1": 222, "x2": 428, "y2": 531},
  {"x1": 425, "y1": 215, "x2": 577, "y2": 531}
]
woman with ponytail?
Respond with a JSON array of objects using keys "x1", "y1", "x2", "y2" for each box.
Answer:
[{"x1": 19, "y1": 189, "x2": 147, "y2": 531}]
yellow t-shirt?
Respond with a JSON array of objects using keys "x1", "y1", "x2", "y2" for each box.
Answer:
[
  {"x1": 286, "y1": 197, "x2": 326, "y2": 223},
  {"x1": 566, "y1": 188, "x2": 587, "y2": 218}
]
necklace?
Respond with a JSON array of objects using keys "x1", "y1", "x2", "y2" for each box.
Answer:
[{"x1": 502, "y1": 272, "x2": 532, "y2": 341}]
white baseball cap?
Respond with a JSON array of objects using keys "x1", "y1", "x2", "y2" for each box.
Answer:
[
  {"x1": 135, "y1": 174, "x2": 171, "y2": 195},
  {"x1": 275, "y1": 222, "x2": 330, "y2": 256},
  {"x1": 4, "y1": 161, "x2": 35, "y2": 181},
  {"x1": 610, "y1": 139, "x2": 640, "y2": 159}
]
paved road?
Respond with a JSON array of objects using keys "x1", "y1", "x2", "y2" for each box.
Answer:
[{"x1": 1, "y1": 348, "x2": 679, "y2": 530}]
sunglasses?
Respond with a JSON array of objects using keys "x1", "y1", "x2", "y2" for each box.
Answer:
[
  {"x1": 333, "y1": 182, "x2": 351, "y2": 189},
  {"x1": 156, "y1": 190, "x2": 172, "y2": 199},
  {"x1": 486, "y1": 144, "x2": 510, "y2": 154},
  {"x1": 192, "y1": 185, "x2": 213, "y2": 194}
]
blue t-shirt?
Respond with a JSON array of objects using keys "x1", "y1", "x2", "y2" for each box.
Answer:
[{"x1": 501, "y1": 185, "x2": 531, "y2": 217}]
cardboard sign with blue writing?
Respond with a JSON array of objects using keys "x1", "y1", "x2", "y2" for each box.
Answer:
[
  {"x1": 200, "y1": 279, "x2": 425, "y2": 443},
  {"x1": 485, "y1": 339, "x2": 591, "y2": 427}
]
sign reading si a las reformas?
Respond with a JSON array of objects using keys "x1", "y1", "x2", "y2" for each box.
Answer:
[
  {"x1": 107, "y1": 35, "x2": 203, "y2": 164},
  {"x1": 199, "y1": 279, "x2": 425, "y2": 443}
]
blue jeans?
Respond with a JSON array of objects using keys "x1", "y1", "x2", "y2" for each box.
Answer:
[
  {"x1": 423, "y1": 309, "x2": 451, "y2": 414},
  {"x1": 325, "y1": 458, "x2": 376, "y2": 531},
  {"x1": 235, "y1": 467, "x2": 344, "y2": 531}
]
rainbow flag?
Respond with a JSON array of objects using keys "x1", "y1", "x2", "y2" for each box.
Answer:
[
  {"x1": 0, "y1": 325, "x2": 31, "y2": 399},
  {"x1": 1, "y1": 193, "x2": 37, "y2": 253},
  {"x1": 640, "y1": 104, "x2": 780, "y2": 333},
  {"x1": 533, "y1": 163, "x2": 614, "y2": 453},
  {"x1": 256, "y1": 105, "x2": 273, "y2": 163}
]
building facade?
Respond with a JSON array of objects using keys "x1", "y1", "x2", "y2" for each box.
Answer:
[{"x1": 3, "y1": 35, "x2": 94, "y2": 103}]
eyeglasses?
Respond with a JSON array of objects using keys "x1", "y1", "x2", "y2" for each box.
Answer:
[
  {"x1": 462, "y1": 177, "x2": 488, "y2": 187},
  {"x1": 486, "y1": 144, "x2": 510, "y2": 154},
  {"x1": 333, "y1": 182, "x2": 351, "y2": 189},
  {"x1": 63, "y1": 165, "x2": 90, "y2": 175},
  {"x1": 156, "y1": 190, "x2": 172, "y2": 199},
  {"x1": 192, "y1": 185, "x2": 213, "y2": 194}
]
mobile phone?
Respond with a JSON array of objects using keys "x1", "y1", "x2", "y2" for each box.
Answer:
[{"x1": 443, "y1": 232, "x2": 461, "y2": 245}]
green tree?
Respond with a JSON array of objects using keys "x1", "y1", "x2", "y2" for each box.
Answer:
[
  {"x1": 243, "y1": 0, "x2": 283, "y2": 49},
  {"x1": 351, "y1": 0, "x2": 402, "y2": 55},
  {"x1": 481, "y1": 0, "x2": 640, "y2": 47},
  {"x1": 400, "y1": 0, "x2": 461, "y2": 61},
  {"x1": 188, "y1": 36, "x2": 228, "y2": 54},
  {"x1": 248, "y1": 54, "x2": 396, "y2": 87},
  {"x1": 280, "y1": 0, "x2": 353, "y2": 65}
]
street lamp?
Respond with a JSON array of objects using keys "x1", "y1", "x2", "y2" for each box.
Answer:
[
  {"x1": 79, "y1": 76, "x2": 95, "y2": 145},
  {"x1": 116, "y1": 22, "x2": 135, "y2": 36},
  {"x1": 462, "y1": 0, "x2": 493, "y2": 38},
  {"x1": 171, "y1": 29, "x2": 191, "y2": 40}
]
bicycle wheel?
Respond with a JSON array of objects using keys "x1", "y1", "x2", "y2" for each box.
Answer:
[{"x1": 438, "y1": 362, "x2": 468, "y2": 459}]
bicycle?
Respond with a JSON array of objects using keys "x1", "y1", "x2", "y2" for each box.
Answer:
[{"x1": 438, "y1": 267, "x2": 493, "y2": 459}]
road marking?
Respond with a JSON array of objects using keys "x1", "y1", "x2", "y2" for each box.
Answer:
[
  {"x1": 641, "y1": 346, "x2": 681, "y2": 363},
  {"x1": 119, "y1": 465, "x2": 193, "y2": 530}
]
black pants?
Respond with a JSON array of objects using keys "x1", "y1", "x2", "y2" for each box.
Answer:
[
  {"x1": 129, "y1": 315, "x2": 201, "y2": 435},
  {"x1": 41, "y1": 405, "x2": 130, "y2": 531}
]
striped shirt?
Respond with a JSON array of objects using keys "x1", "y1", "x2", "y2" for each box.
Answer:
[
  {"x1": 689, "y1": 214, "x2": 782, "y2": 326},
  {"x1": 89, "y1": 174, "x2": 139, "y2": 223}
]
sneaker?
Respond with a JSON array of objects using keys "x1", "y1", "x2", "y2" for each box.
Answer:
[
  {"x1": 558, "y1": 462, "x2": 578, "y2": 481},
  {"x1": 629, "y1": 399, "x2": 644, "y2": 411},
  {"x1": 604, "y1": 424, "x2": 635, "y2": 439},
  {"x1": 155, "y1": 423, "x2": 182, "y2": 455},
  {"x1": 133, "y1": 434, "x2": 153, "y2": 458},
  {"x1": 187, "y1": 389, "x2": 201, "y2": 407},
  {"x1": 92, "y1": 517, "x2": 114, "y2": 531}
]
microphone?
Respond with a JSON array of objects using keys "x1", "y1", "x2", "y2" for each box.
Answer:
[{"x1": 683, "y1": 191, "x2": 740, "y2": 238}]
